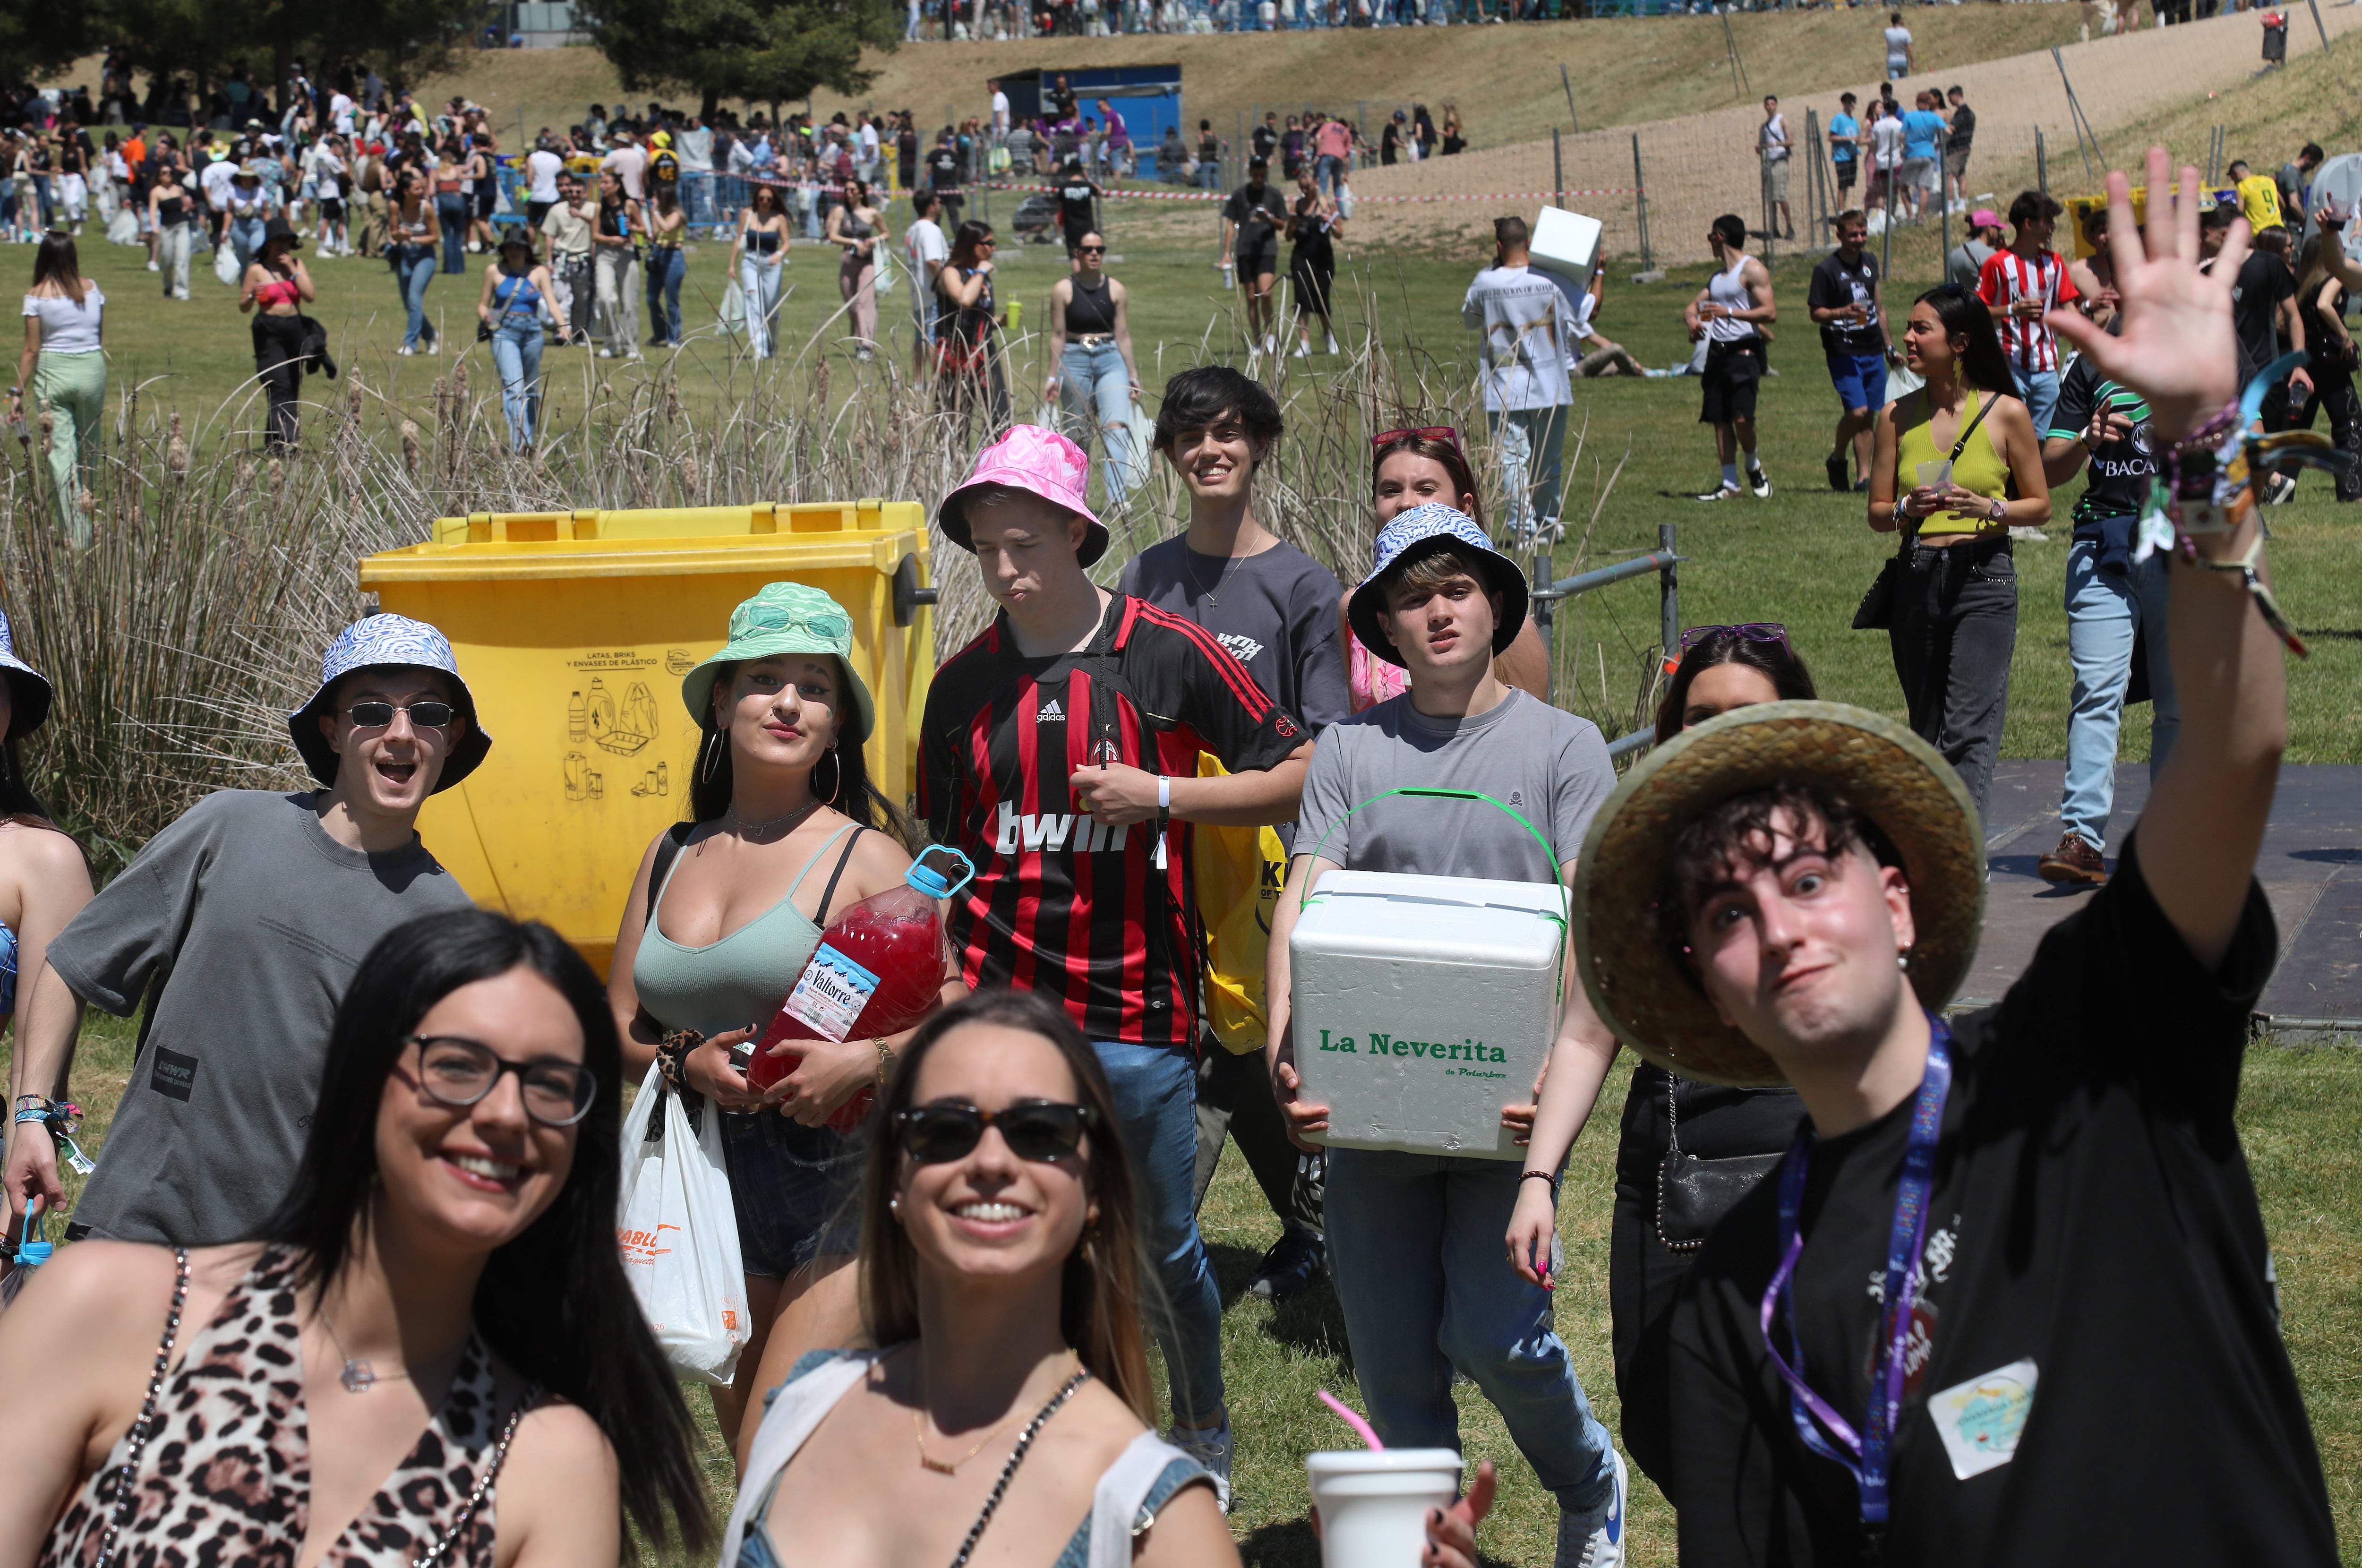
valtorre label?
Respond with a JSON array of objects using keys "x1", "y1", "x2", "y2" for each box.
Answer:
[{"x1": 1318, "y1": 1030, "x2": 1509, "y2": 1064}]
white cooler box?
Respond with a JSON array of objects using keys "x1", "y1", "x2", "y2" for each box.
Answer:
[
  {"x1": 1289, "y1": 870, "x2": 1566, "y2": 1158},
  {"x1": 1528, "y1": 206, "x2": 1604, "y2": 289}
]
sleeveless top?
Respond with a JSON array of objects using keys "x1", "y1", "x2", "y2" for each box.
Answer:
[
  {"x1": 1895, "y1": 390, "x2": 2011, "y2": 521},
  {"x1": 253, "y1": 273, "x2": 301, "y2": 309},
  {"x1": 0, "y1": 918, "x2": 17, "y2": 1013},
  {"x1": 1065, "y1": 274, "x2": 1116, "y2": 335},
  {"x1": 492, "y1": 270, "x2": 542, "y2": 324},
  {"x1": 722, "y1": 1350, "x2": 1211, "y2": 1568},
  {"x1": 1705, "y1": 251, "x2": 1755, "y2": 343},
  {"x1": 41, "y1": 1247, "x2": 531, "y2": 1568},
  {"x1": 746, "y1": 226, "x2": 782, "y2": 256},
  {"x1": 632, "y1": 823, "x2": 856, "y2": 1037}
]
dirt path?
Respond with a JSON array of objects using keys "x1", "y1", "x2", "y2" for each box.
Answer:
[{"x1": 1338, "y1": 3, "x2": 2358, "y2": 262}]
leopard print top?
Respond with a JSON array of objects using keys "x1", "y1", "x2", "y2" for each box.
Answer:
[{"x1": 42, "y1": 1246, "x2": 526, "y2": 1568}]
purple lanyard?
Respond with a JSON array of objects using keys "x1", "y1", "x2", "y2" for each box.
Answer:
[{"x1": 1759, "y1": 1011, "x2": 1953, "y2": 1531}]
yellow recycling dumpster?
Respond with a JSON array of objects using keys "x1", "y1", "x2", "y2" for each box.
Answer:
[{"x1": 358, "y1": 500, "x2": 936, "y2": 977}]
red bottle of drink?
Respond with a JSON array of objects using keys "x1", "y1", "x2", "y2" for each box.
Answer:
[{"x1": 748, "y1": 849, "x2": 974, "y2": 1130}]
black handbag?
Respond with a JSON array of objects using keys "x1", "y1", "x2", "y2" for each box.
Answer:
[
  {"x1": 1655, "y1": 1079, "x2": 1785, "y2": 1251},
  {"x1": 1851, "y1": 391, "x2": 1998, "y2": 632}
]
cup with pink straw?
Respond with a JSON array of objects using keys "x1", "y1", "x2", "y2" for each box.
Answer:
[{"x1": 1304, "y1": 1388, "x2": 1462, "y2": 1568}]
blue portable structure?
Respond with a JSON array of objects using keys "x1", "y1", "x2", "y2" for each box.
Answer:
[{"x1": 999, "y1": 65, "x2": 1184, "y2": 163}]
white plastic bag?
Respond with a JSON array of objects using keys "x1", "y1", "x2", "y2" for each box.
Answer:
[
  {"x1": 214, "y1": 244, "x2": 241, "y2": 286},
  {"x1": 718, "y1": 276, "x2": 746, "y2": 336},
  {"x1": 873, "y1": 245, "x2": 896, "y2": 296},
  {"x1": 617, "y1": 1063, "x2": 751, "y2": 1385},
  {"x1": 107, "y1": 207, "x2": 140, "y2": 246},
  {"x1": 1336, "y1": 180, "x2": 1356, "y2": 220}
]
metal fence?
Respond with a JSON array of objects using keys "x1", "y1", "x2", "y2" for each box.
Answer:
[{"x1": 1528, "y1": 522, "x2": 1681, "y2": 762}]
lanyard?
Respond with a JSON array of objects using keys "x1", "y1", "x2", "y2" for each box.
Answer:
[{"x1": 1758, "y1": 1011, "x2": 1954, "y2": 1532}]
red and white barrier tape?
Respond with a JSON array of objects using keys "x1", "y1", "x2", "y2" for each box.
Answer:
[{"x1": 977, "y1": 180, "x2": 1643, "y2": 205}]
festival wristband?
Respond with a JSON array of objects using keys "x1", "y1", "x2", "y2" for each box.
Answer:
[{"x1": 1519, "y1": 1170, "x2": 1559, "y2": 1195}]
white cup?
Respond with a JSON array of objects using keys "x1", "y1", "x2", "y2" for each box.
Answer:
[{"x1": 1305, "y1": 1448, "x2": 1462, "y2": 1568}]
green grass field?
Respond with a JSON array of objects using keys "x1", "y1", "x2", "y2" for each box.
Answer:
[{"x1": 12, "y1": 1006, "x2": 2360, "y2": 1566}]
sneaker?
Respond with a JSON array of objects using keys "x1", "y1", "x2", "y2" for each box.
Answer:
[
  {"x1": 1693, "y1": 483, "x2": 1743, "y2": 502},
  {"x1": 1262, "y1": 334, "x2": 1277, "y2": 355},
  {"x1": 1247, "y1": 1226, "x2": 1324, "y2": 1300},
  {"x1": 145, "y1": 259, "x2": 160, "y2": 272},
  {"x1": 1747, "y1": 465, "x2": 1772, "y2": 499},
  {"x1": 1292, "y1": 341, "x2": 1310, "y2": 359},
  {"x1": 1325, "y1": 333, "x2": 1339, "y2": 354},
  {"x1": 395, "y1": 344, "x2": 417, "y2": 356},
  {"x1": 1165, "y1": 1416, "x2": 1233, "y2": 1513},
  {"x1": 1853, "y1": 476, "x2": 1871, "y2": 492},
  {"x1": 426, "y1": 339, "x2": 441, "y2": 356},
  {"x1": 598, "y1": 347, "x2": 614, "y2": 359},
  {"x1": 2037, "y1": 831, "x2": 2107, "y2": 885},
  {"x1": 2264, "y1": 472, "x2": 2298, "y2": 506},
  {"x1": 1825, "y1": 451, "x2": 1850, "y2": 493},
  {"x1": 1556, "y1": 1448, "x2": 1627, "y2": 1568}
]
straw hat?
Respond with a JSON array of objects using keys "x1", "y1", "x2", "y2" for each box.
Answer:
[{"x1": 1573, "y1": 702, "x2": 1985, "y2": 1087}]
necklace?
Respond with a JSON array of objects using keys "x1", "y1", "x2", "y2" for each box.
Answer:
[
  {"x1": 912, "y1": 1354, "x2": 1082, "y2": 1475},
  {"x1": 1186, "y1": 540, "x2": 1250, "y2": 610},
  {"x1": 727, "y1": 796, "x2": 822, "y2": 842},
  {"x1": 318, "y1": 1308, "x2": 411, "y2": 1394}
]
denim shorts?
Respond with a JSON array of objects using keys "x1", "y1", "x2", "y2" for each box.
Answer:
[{"x1": 719, "y1": 1109, "x2": 867, "y2": 1279}]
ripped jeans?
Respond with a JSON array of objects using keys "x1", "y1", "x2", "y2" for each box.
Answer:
[{"x1": 1059, "y1": 339, "x2": 1139, "y2": 508}]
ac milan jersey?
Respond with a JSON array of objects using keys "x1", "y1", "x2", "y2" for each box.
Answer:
[
  {"x1": 1975, "y1": 248, "x2": 2081, "y2": 375},
  {"x1": 919, "y1": 593, "x2": 1306, "y2": 1047}
]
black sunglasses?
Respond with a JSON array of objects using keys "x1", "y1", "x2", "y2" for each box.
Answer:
[
  {"x1": 893, "y1": 1099, "x2": 1097, "y2": 1164},
  {"x1": 1076, "y1": 245, "x2": 1106, "y2": 255},
  {"x1": 342, "y1": 700, "x2": 458, "y2": 730},
  {"x1": 404, "y1": 1035, "x2": 597, "y2": 1127}
]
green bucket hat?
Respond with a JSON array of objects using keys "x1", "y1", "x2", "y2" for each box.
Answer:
[{"x1": 680, "y1": 582, "x2": 875, "y2": 742}]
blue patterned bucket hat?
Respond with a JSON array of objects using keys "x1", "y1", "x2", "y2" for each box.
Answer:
[
  {"x1": 0, "y1": 612, "x2": 54, "y2": 738},
  {"x1": 1346, "y1": 503, "x2": 1530, "y2": 669},
  {"x1": 286, "y1": 614, "x2": 493, "y2": 793},
  {"x1": 681, "y1": 582, "x2": 875, "y2": 743}
]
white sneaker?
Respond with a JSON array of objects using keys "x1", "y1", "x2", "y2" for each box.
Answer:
[
  {"x1": 1164, "y1": 1417, "x2": 1233, "y2": 1514},
  {"x1": 1555, "y1": 1448, "x2": 1627, "y2": 1568},
  {"x1": 598, "y1": 347, "x2": 614, "y2": 358},
  {"x1": 426, "y1": 340, "x2": 441, "y2": 355},
  {"x1": 1325, "y1": 333, "x2": 1339, "y2": 354},
  {"x1": 1747, "y1": 464, "x2": 1773, "y2": 499},
  {"x1": 145, "y1": 259, "x2": 160, "y2": 272},
  {"x1": 396, "y1": 344, "x2": 416, "y2": 355},
  {"x1": 1293, "y1": 341, "x2": 1310, "y2": 358},
  {"x1": 1693, "y1": 483, "x2": 1743, "y2": 502},
  {"x1": 1262, "y1": 334, "x2": 1277, "y2": 355}
]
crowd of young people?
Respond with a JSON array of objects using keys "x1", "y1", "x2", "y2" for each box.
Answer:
[{"x1": 0, "y1": 147, "x2": 2345, "y2": 1568}]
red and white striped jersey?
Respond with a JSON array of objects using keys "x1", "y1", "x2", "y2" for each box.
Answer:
[{"x1": 1976, "y1": 247, "x2": 2083, "y2": 375}]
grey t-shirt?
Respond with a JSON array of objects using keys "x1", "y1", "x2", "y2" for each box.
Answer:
[
  {"x1": 1295, "y1": 688, "x2": 1615, "y2": 880},
  {"x1": 50, "y1": 790, "x2": 474, "y2": 1245},
  {"x1": 1119, "y1": 537, "x2": 1350, "y2": 733}
]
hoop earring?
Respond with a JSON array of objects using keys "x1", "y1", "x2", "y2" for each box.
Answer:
[
  {"x1": 816, "y1": 745, "x2": 841, "y2": 806},
  {"x1": 700, "y1": 729, "x2": 724, "y2": 784}
]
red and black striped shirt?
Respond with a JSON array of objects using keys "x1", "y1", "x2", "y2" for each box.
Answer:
[{"x1": 919, "y1": 593, "x2": 1305, "y2": 1048}]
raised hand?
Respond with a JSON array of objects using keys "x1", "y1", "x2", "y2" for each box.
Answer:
[{"x1": 2048, "y1": 147, "x2": 2245, "y2": 442}]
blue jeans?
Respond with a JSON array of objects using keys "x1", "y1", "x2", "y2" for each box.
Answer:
[
  {"x1": 1094, "y1": 1041, "x2": 1225, "y2": 1427},
  {"x1": 2014, "y1": 365, "x2": 2061, "y2": 438},
  {"x1": 1316, "y1": 153, "x2": 1345, "y2": 197},
  {"x1": 491, "y1": 319, "x2": 544, "y2": 451},
  {"x1": 393, "y1": 245, "x2": 436, "y2": 348},
  {"x1": 1060, "y1": 341, "x2": 1138, "y2": 507},
  {"x1": 1487, "y1": 404, "x2": 1568, "y2": 541},
  {"x1": 741, "y1": 254, "x2": 784, "y2": 359},
  {"x1": 2060, "y1": 533, "x2": 2177, "y2": 852},
  {"x1": 1326, "y1": 1148, "x2": 1616, "y2": 1511},
  {"x1": 645, "y1": 245, "x2": 685, "y2": 344},
  {"x1": 228, "y1": 215, "x2": 266, "y2": 272},
  {"x1": 436, "y1": 192, "x2": 469, "y2": 273}
]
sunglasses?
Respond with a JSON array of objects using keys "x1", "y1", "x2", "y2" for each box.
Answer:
[
  {"x1": 341, "y1": 700, "x2": 458, "y2": 730},
  {"x1": 1077, "y1": 245, "x2": 1106, "y2": 255},
  {"x1": 404, "y1": 1035, "x2": 597, "y2": 1126},
  {"x1": 1680, "y1": 623, "x2": 1790, "y2": 652},
  {"x1": 892, "y1": 1099, "x2": 1097, "y2": 1164},
  {"x1": 1371, "y1": 425, "x2": 1465, "y2": 456}
]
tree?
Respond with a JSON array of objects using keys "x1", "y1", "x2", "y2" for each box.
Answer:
[
  {"x1": 100, "y1": 0, "x2": 480, "y2": 124},
  {"x1": 0, "y1": 6, "x2": 95, "y2": 91},
  {"x1": 573, "y1": 0, "x2": 900, "y2": 123}
]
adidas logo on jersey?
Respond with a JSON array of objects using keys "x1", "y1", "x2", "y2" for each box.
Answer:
[
  {"x1": 996, "y1": 799, "x2": 1130, "y2": 855},
  {"x1": 1038, "y1": 698, "x2": 1065, "y2": 722}
]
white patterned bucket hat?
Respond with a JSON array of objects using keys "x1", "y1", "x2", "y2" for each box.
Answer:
[
  {"x1": 0, "y1": 612, "x2": 54, "y2": 738},
  {"x1": 286, "y1": 614, "x2": 492, "y2": 792}
]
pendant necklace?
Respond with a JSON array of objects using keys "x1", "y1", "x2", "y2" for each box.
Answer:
[
  {"x1": 1188, "y1": 541, "x2": 1249, "y2": 611},
  {"x1": 319, "y1": 1310, "x2": 411, "y2": 1394},
  {"x1": 727, "y1": 796, "x2": 822, "y2": 842}
]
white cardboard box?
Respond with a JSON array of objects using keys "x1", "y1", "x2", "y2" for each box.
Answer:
[
  {"x1": 1288, "y1": 869, "x2": 1566, "y2": 1159},
  {"x1": 1528, "y1": 206, "x2": 1604, "y2": 289}
]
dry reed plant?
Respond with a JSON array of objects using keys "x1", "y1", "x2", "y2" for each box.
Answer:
[{"x1": 2, "y1": 297, "x2": 1648, "y2": 879}]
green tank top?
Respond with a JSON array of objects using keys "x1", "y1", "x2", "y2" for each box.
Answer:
[
  {"x1": 631, "y1": 822, "x2": 856, "y2": 1037},
  {"x1": 1895, "y1": 389, "x2": 2011, "y2": 512}
]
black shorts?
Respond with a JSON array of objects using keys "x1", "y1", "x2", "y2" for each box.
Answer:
[
  {"x1": 475, "y1": 186, "x2": 498, "y2": 220},
  {"x1": 1235, "y1": 234, "x2": 1280, "y2": 281},
  {"x1": 1699, "y1": 337, "x2": 1764, "y2": 423},
  {"x1": 526, "y1": 198, "x2": 554, "y2": 229},
  {"x1": 322, "y1": 197, "x2": 346, "y2": 222},
  {"x1": 1835, "y1": 158, "x2": 1858, "y2": 191}
]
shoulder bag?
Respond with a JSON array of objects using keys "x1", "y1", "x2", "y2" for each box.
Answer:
[
  {"x1": 1655, "y1": 1077, "x2": 1785, "y2": 1251},
  {"x1": 1850, "y1": 390, "x2": 1996, "y2": 632}
]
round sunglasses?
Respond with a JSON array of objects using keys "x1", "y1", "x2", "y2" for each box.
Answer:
[{"x1": 892, "y1": 1099, "x2": 1097, "y2": 1164}]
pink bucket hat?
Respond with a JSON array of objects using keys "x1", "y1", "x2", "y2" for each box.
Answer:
[{"x1": 939, "y1": 424, "x2": 1110, "y2": 567}]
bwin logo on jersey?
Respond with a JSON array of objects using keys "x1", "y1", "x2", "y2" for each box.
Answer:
[{"x1": 996, "y1": 799, "x2": 1130, "y2": 855}]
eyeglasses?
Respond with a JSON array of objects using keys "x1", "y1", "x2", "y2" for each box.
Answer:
[
  {"x1": 1371, "y1": 426, "x2": 1464, "y2": 454},
  {"x1": 404, "y1": 1035, "x2": 598, "y2": 1126},
  {"x1": 1680, "y1": 623, "x2": 1790, "y2": 652},
  {"x1": 341, "y1": 700, "x2": 458, "y2": 730},
  {"x1": 892, "y1": 1099, "x2": 1097, "y2": 1164}
]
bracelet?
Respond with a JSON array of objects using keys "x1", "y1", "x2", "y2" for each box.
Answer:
[
  {"x1": 1519, "y1": 1170, "x2": 1559, "y2": 1196},
  {"x1": 874, "y1": 1038, "x2": 896, "y2": 1088},
  {"x1": 1157, "y1": 775, "x2": 1171, "y2": 811}
]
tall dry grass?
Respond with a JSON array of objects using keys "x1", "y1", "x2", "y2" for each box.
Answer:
[{"x1": 2, "y1": 297, "x2": 1645, "y2": 880}]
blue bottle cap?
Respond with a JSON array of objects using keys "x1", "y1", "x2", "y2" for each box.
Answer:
[{"x1": 906, "y1": 846, "x2": 976, "y2": 900}]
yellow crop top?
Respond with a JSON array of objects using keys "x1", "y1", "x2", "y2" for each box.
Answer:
[{"x1": 1895, "y1": 389, "x2": 2011, "y2": 513}]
